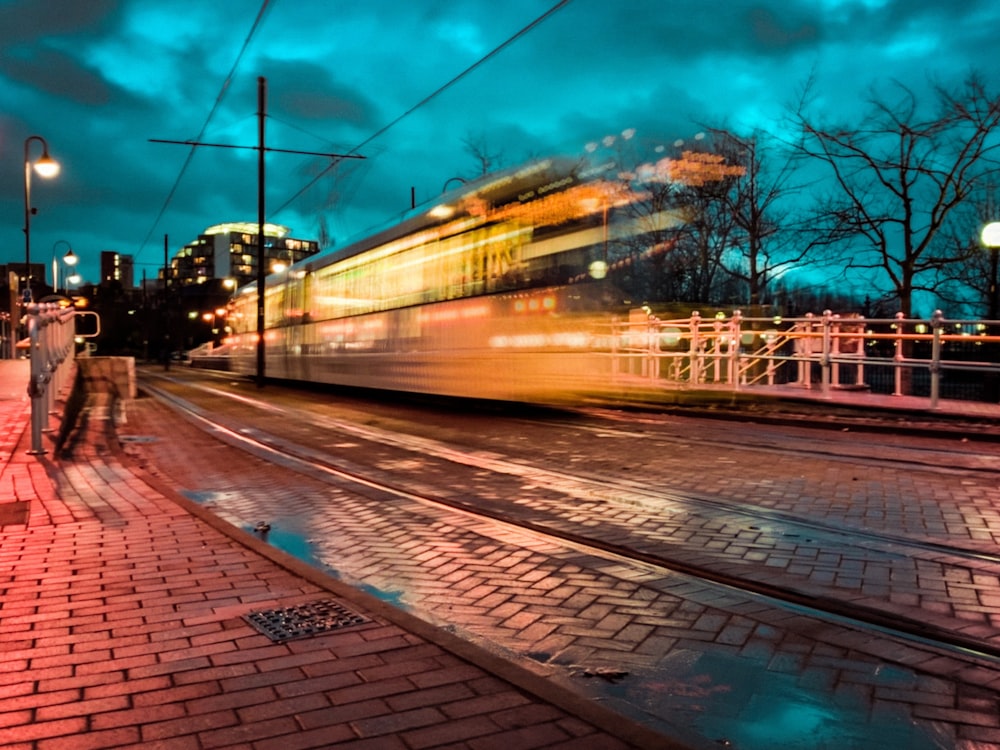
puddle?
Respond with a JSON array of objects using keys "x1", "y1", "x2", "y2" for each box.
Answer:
[
  {"x1": 182, "y1": 488, "x2": 953, "y2": 750},
  {"x1": 569, "y1": 650, "x2": 950, "y2": 750},
  {"x1": 182, "y1": 489, "x2": 409, "y2": 610}
]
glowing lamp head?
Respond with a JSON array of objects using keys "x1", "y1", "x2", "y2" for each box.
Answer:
[
  {"x1": 33, "y1": 154, "x2": 60, "y2": 178},
  {"x1": 981, "y1": 222, "x2": 1000, "y2": 248}
]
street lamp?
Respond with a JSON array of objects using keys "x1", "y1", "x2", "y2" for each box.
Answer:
[
  {"x1": 51, "y1": 240, "x2": 77, "y2": 295},
  {"x1": 23, "y1": 135, "x2": 61, "y2": 303},
  {"x1": 980, "y1": 222, "x2": 1000, "y2": 321}
]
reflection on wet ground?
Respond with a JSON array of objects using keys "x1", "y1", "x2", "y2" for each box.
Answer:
[{"x1": 181, "y1": 488, "x2": 950, "y2": 750}]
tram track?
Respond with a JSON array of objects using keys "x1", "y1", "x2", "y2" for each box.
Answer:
[
  {"x1": 135, "y1": 372, "x2": 1000, "y2": 667},
  {"x1": 141, "y1": 372, "x2": 1000, "y2": 565},
  {"x1": 535, "y1": 407, "x2": 1000, "y2": 476}
]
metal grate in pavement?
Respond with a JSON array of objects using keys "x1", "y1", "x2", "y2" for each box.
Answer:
[{"x1": 243, "y1": 598, "x2": 371, "y2": 642}]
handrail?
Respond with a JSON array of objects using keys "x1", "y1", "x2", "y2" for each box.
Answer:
[
  {"x1": 25, "y1": 302, "x2": 77, "y2": 455},
  {"x1": 612, "y1": 308, "x2": 1000, "y2": 409}
]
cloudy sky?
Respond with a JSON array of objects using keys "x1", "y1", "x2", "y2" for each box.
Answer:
[{"x1": 2, "y1": 0, "x2": 998, "y2": 287}]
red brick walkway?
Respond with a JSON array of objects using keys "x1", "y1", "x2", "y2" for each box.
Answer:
[{"x1": 0, "y1": 359, "x2": 666, "y2": 750}]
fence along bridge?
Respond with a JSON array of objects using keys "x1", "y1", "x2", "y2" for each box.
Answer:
[{"x1": 608, "y1": 308, "x2": 1000, "y2": 410}]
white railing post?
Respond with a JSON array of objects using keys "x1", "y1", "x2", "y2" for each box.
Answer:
[
  {"x1": 729, "y1": 310, "x2": 743, "y2": 389},
  {"x1": 712, "y1": 313, "x2": 724, "y2": 382},
  {"x1": 647, "y1": 312, "x2": 659, "y2": 382},
  {"x1": 893, "y1": 312, "x2": 905, "y2": 397},
  {"x1": 830, "y1": 314, "x2": 841, "y2": 388},
  {"x1": 821, "y1": 309, "x2": 833, "y2": 399},
  {"x1": 797, "y1": 313, "x2": 813, "y2": 388},
  {"x1": 930, "y1": 310, "x2": 944, "y2": 409},
  {"x1": 689, "y1": 311, "x2": 701, "y2": 384},
  {"x1": 765, "y1": 329, "x2": 778, "y2": 385},
  {"x1": 855, "y1": 316, "x2": 866, "y2": 387}
]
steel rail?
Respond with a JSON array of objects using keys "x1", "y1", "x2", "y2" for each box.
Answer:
[{"x1": 137, "y1": 377, "x2": 1000, "y2": 666}]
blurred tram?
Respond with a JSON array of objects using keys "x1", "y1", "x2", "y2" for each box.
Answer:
[{"x1": 222, "y1": 157, "x2": 683, "y2": 403}]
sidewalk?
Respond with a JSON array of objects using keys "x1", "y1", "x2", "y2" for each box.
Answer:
[
  {"x1": 3, "y1": 357, "x2": 996, "y2": 750},
  {"x1": 0, "y1": 358, "x2": 661, "y2": 750}
]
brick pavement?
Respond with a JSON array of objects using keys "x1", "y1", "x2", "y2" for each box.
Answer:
[
  {"x1": 0, "y1": 358, "x2": 666, "y2": 750},
  {"x1": 122, "y1": 368, "x2": 1000, "y2": 749}
]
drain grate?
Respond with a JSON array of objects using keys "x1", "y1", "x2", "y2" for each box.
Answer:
[{"x1": 243, "y1": 598, "x2": 371, "y2": 642}]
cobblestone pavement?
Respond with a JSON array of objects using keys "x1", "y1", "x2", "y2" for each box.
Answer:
[
  {"x1": 116, "y1": 369, "x2": 1000, "y2": 749},
  {"x1": 0, "y1": 359, "x2": 655, "y2": 750}
]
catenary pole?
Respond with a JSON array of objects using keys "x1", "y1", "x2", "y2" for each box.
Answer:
[
  {"x1": 256, "y1": 76, "x2": 266, "y2": 387},
  {"x1": 149, "y1": 77, "x2": 363, "y2": 387}
]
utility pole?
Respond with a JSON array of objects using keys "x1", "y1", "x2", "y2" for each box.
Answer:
[
  {"x1": 151, "y1": 77, "x2": 363, "y2": 387},
  {"x1": 163, "y1": 234, "x2": 170, "y2": 370},
  {"x1": 256, "y1": 76, "x2": 267, "y2": 387}
]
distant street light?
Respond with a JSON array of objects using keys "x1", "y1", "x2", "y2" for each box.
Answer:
[
  {"x1": 23, "y1": 135, "x2": 60, "y2": 303},
  {"x1": 980, "y1": 222, "x2": 1000, "y2": 320},
  {"x1": 51, "y1": 240, "x2": 77, "y2": 295}
]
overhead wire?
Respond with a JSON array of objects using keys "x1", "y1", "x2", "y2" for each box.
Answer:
[
  {"x1": 137, "y1": 0, "x2": 274, "y2": 261},
  {"x1": 272, "y1": 0, "x2": 573, "y2": 217}
]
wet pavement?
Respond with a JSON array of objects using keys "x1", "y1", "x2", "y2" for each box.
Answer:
[
  {"x1": 0, "y1": 358, "x2": 659, "y2": 750},
  {"x1": 3, "y1": 358, "x2": 1000, "y2": 749},
  {"x1": 120, "y1": 367, "x2": 1000, "y2": 749}
]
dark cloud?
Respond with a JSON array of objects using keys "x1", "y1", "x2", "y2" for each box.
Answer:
[
  {"x1": 0, "y1": 0, "x2": 123, "y2": 44},
  {"x1": 1, "y1": 46, "x2": 114, "y2": 105},
  {"x1": 246, "y1": 58, "x2": 380, "y2": 130},
  {"x1": 746, "y1": 7, "x2": 818, "y2": 53}
]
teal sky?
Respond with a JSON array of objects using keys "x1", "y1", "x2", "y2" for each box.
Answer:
[{"x1": 2, "y1": 0, "x2": 997, "y2": 286}]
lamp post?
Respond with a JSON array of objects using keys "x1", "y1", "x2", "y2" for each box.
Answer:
[
  {"x1": 981, "y1": 222, "x2": 1000, "y2": 321},
  {"x1": 63, "y1": 249, "x2": 78, "y2": 295},
  {"x1": 23, "y1": 135, "x2": 61, "y2": 303},
  {"x1": 51, "y1": 240, "x2": 77, "y2": 295}
]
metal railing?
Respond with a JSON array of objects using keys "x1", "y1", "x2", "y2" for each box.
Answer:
[
  {"x1": 22, "y1": 304, "x2": 104, "y2": 455},
  {"x1": 25, "y1": 303, "x2": 78, "y2": 454},
  {"x1": 609, "y1": 309, "x2": 1000, "y2": 409}
]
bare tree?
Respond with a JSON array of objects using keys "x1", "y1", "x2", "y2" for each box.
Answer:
[
  {"x1": 710, "y1": 128, "x2": 830, "y2": 309},
  {"x1": 668, "y1": 153, "x2": 743, "y2": 304},
  {"x1": 610, "y1": 133, "x2": 746, "y2": 305},
  {"x1": 612, "y1": 128, "x2": 822, "y2": 310},
  {"x1": 462, "y1": 134, "x2": 503, "y2": 177},
  {"x1": 792, "y1": 72, "x2": 1000, "y2": 316}
]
